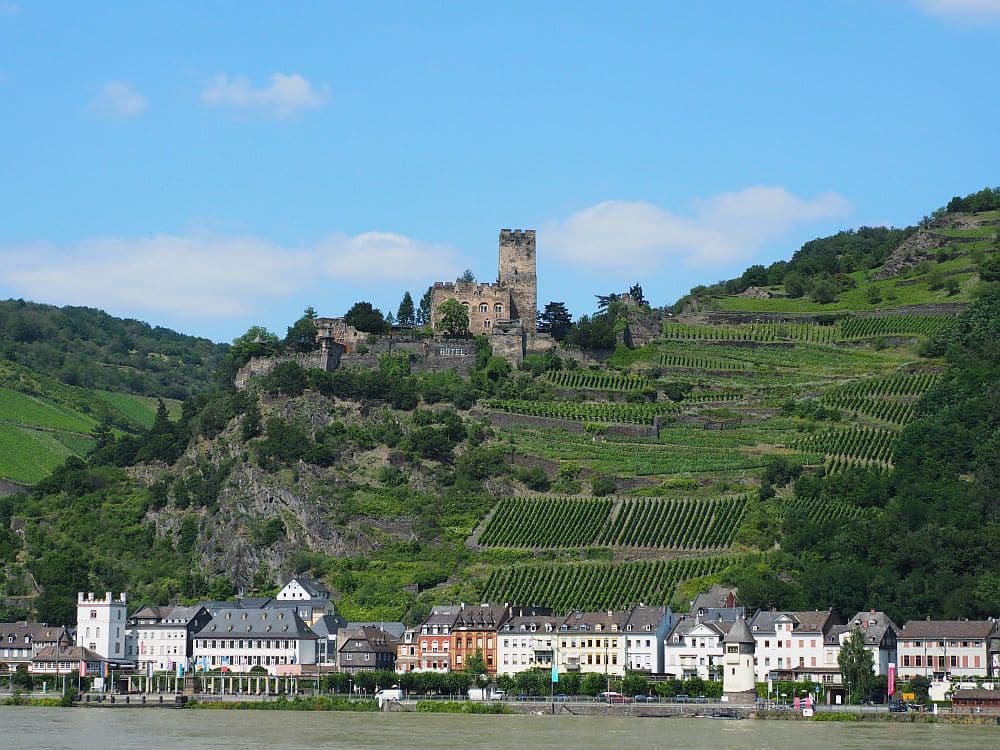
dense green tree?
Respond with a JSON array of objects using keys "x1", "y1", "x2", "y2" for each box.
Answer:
[
  {"x1": 228, "y1": 326, "x2": 280, "y2": 367},
  {"x1": 457, "y1": 269, "x2": 476, "y2": 283},
  {"x1": 809, "y1": 277, "x2": 837, "y2": 304},
  {"x1": 564, "y1": 313, "x2": 616, "y2": 350},
  {"x1": 435, "y1": 299, "x2": 469, "y2": 336},
  {"x1": 783, "y1": 270, "x2": 806, "y2": 298},
  {"x1": 344, "y1": 302, "x2": 389, "y2": 334},
  {"x1": 838, "y1": 628, "x2": 874, "y2": 704},
  {"x1": 283, "y1": 307, "x2": 318, "y2": 353},
  {"x1": 537, "y1": 302, "x2": 573, "y2": 341},
  {"x1": 397, "y1": 292, "x2": 416, "y2": 325},
  {"x1": 464, "y1": 648, "x2": 488, "y2": 689},
  {"x1": 417, "y1": 287, "x2": 434, "y2": 325}
]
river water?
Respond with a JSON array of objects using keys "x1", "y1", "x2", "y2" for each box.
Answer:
[{"x1": 2, "y1": 707, "x2": 996, "y2": 750}]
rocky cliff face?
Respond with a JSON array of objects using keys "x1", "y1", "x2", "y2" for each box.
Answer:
[
  {"x1": 136, "y1": 390, "x2": 422, "y2": 590},
  {"x1": 874, "y1": 213, "x2": 994, "y2": 280}
]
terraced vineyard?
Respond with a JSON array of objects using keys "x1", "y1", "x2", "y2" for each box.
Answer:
[
  {"x1": 478, "y1": 497, "x2": 613, "y2": 547},
  {"x1": 795, "y1": 426, "x2": 898, "y2": 468},
  {"x1": 480, "y1": 556, "x2": 734, "y2": 612},
  {"x1": 656, "y1": 350, "x2": 751, "y2": 372},
  {"x1": 779, "y1": 497, "x2": 866, "y2": 524},
  {"x1": 599, "y1": 496, "x2": 748, "y2": 548},
  {"x1": 838, "y1": 314, "x2": 951, "y2": 340},
  {"x1": 478, "y1": 495, "x2": 748, "y2": 550},
  {"x1": 501, "y1": 426, "x2": 807, "y2": 475},
  {"x1": 486, "y1": 399, "x2": 677, "y2": 424},
  {"x1": 662, "y1": 321, "x2": 839, "y2": 344},
  {"x1": 546, "y1": 370, "x2": 649, "y2": 391}
]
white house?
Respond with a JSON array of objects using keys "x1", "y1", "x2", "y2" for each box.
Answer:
[
  {"x1": 663, "y1": 616, "x2": 729, "y2": 680},
  {"x1": 624, "y1": 605, "x2": 673, "y2": 674},
  {"x1": 192, "y1": 607, "x2": 317, "y2": 675},
  {"x1": 77, "y1": 592, "x2": 129, "y2": 665},
  {"x1": 497, "y1": 614, "x2": 563, "y2": 676},
  {"x1": 274, "y1": 577, "x2": 333, "y2": 626},
  {"x1": 130, "y1": 605, "x2": 212, "y2": 673}
]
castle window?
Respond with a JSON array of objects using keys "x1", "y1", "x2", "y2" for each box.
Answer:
[
  {"x1": 494, "y1": 304, "x2": 503, "y2": 315},
  {"x1": 479, "y1": 303, "x2": 488, "y2": 313},
  {"x1": 461, "y1": 302, "x2": 469, "y2": 309},
  {"x1": 483, "y1": 320, "x2": 491, "y2": 328}
]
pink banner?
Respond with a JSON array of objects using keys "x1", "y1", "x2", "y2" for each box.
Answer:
[{"x1": 888, "y1": 663, "x2": 896, "y2": 697}]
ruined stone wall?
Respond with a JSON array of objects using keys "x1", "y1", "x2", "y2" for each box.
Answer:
[
  {"x1": 234, "y1": 350, "x2": 336, "y2": 390},
  {"x1": 338, "y1": 337, "x2": 480, "y2": 376},
  {"x1": 498, "y1": 229, "x2": 537, "y2": 332},
  {"x1": 314, "y1": 317, "x2": 367, "y2": 353},
  {"x1": 430, "y1": 281, "x2": 512, "y2": 334}
]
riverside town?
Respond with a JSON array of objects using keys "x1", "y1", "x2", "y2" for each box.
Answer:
[
  {"x1": 2, "y1": 582, "x2": 1000, "y2": 719},
  {"x1": 3, "y1": 3, "x2": 1000, "y2": 742}
]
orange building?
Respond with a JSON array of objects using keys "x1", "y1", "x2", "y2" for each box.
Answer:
[{"x1": 450, "y1": 604, "x2": 512, "y2": 675}]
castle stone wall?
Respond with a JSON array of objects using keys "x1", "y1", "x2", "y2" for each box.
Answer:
[{"x1": 430, "y1": 281, "x2": 512, "y2": 335}]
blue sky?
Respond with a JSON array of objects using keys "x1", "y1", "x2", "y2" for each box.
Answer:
[{"x1": 1, "y1": 1, "x2": 999, "y2": 343}]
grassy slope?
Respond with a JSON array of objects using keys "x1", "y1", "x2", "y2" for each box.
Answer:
[
  {"x1": 0, "y1": 360, "x2": 180, "y2": 484},
  {"x1": 715, "y1": 216, "x2": 995, "y2": 313}
]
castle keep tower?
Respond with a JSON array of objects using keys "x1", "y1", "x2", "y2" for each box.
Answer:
[{"x1": 498, "y1": 229, "x2": 537, "y2": 332}]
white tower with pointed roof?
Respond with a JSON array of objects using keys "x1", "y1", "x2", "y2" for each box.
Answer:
[{"x1": 723, "y1": 616, "x2": 756, "y2": 700}]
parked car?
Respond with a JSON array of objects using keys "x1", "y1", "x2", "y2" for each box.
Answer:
[
  {"x1": 599, "y1": 691, "x2": 631, "y2": 704},
  {"x1": 553, "y1": 693, "x2": 569, "y2": 702},
  {"x1": 888, "y1": 700, "x2": 908, "y2": 713},
  {"x1": 633, "y1": 694, "x2": 656, "y2": 703}
]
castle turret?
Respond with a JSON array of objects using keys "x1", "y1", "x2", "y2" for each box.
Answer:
[
  {"x1": 498, "y1": 229, "x2": 536, "y2": 333},
  {"x1": 723, "y1": 616, "x2": 756, "y2": 702}
]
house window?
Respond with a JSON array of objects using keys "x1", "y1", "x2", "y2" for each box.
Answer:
[{"x1": 479, "y1": 303, "x2": 488, "y2": 313}]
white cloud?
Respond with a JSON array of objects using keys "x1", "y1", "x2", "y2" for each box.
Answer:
[
  {"x1": 540, "y1": 186, "x2": 852, "y2": 271},
  {"x1": 88, "y1": 81, "x2": 148, "y2": 119},
  {"x1": 912, "y1": 0, "x2": 1000, "y2": 21},
  {"x1": 0, "y1": 232, "x2": 463, "y2": 319},
  {"x1": 201, "y1": 73, "x2": 328, "y2": 119}
]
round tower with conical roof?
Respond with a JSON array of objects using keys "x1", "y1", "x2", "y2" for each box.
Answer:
[{"x1": 723, "y1": 616, "x2": 756, "y2": 701}]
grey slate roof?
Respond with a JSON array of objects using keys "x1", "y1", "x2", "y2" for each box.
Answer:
[
  {"x1": 194, "y1": 608, "x2": 318, "y2": 639},
  {"x1": 311, "y1": 614, "x2": 348, "y2": 637},
  {"x1": 666, "y1": 616, "x2": 732, "y2": 642},
  {"x1": 452, "y1": 604, "x2": 511, "y2": 630},
  {"x1": 724, "y1": 617, "x2": 755, "y2": 645},
  {"x1": 0, "y1": 621, "x2": 66, "y2": 643},
  {"x1": 288, "y1": 576, "x2": 330, "y2": 598},
  {"x1": 559, "y1": 610, "x2": 629, "y2": 632},
  {"x1": 338, "y1": 626, "x2": 397, "y2": 655},
  {"x1": 625, "y1": 605, "x2": 670, "y2": 632},
  {"x1": 829, "y1": 611, "x2": 899, "y2": 647},
  {"x1": 750, "y1": 609, "x2": 840, "y2": 636},
  {"x1": 345, "y1": 621, "x2": 405, "y2": 638},
  {"x1": 900, "y1": 620, "x2": 997, "y2": 639},
  {"x1": 690, "y1": 585, "x2": 738, "y2": 612},
  {"x1": 500, "y1": 615, "x2": 564, "y2": 633},
  {"x1": 33, "y1": 645, "x2": 105, "y2": 662}
]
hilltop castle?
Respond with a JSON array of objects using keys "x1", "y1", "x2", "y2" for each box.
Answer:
[
  {"x1": 430, "y1": 229, "x2": 550, "y2": 360},
  {"x1": 234, "y1": 229, "x2": 553, "y2": 388}
]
